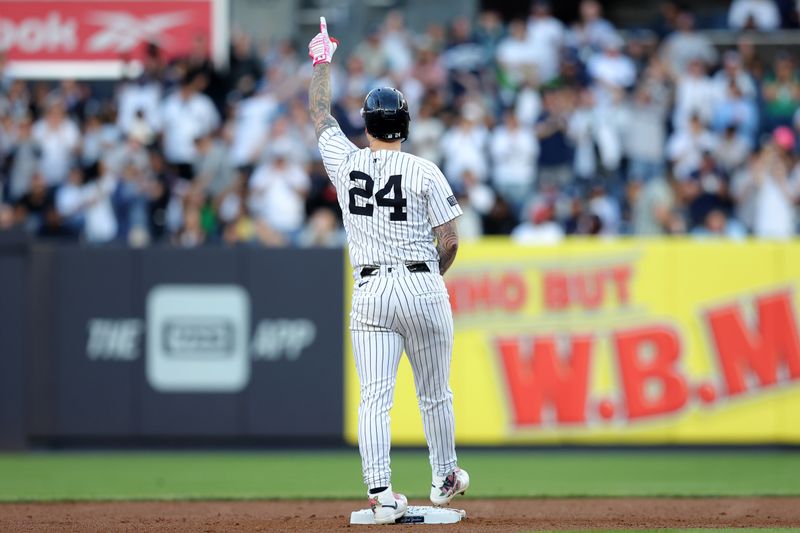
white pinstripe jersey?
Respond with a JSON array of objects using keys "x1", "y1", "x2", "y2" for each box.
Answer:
[{"x1": 319, "y1": 126, "x2": 462, "y2": 268}]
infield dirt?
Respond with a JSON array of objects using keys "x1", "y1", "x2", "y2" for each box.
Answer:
[{"x1": 2, "y1": 497, "x2": 800, "y2": 532}]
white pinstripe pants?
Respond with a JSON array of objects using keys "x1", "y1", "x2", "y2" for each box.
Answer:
[{"x1": 350, "y1": 265, "x2": 458, "y2": 489}]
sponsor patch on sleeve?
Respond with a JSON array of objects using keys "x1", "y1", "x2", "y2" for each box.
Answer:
[{"x1": 447, "y1": 195, "x2": 458, "y2": 207}]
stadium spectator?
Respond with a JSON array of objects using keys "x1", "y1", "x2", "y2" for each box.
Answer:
[
  {"x1": 660, "y1": 10, "x2": 717, "y2": 76},
  {"x1": 299, "y1": 207, "x2": 346, "y2": 248},
  {"x1": 762, "y1": 52, "x2": 800, "y2": 131},
  {"x1": 622, "y1": 84, "x2": 668, "y2": 182},
  {"x1": 496, "y1": 19, "x2": 537, "y2": 90},
  {"x1": 490, "y1": 110, "x2": 538, "y2": 213},
  {"x1": 567, "y1": 0, "x2": 617, "y2": 58},
  {"x1": 32, "y1": 97, "x2": 81, "y2": 186},
  {"x1": 525, "y1": 0, "x2": 566, "y2": 84},
  {"x1": 672, "y1": 59, "x2": 717, "y2": 130},
  {"x1": 728, "y1": 0, "x2": 781, "y2": 30},
  {"x1": 511, "y1": 201, "x2": 564, "y2": 244},
  {"x1": 714, "y1": 125, "x2": 752, "y2": 173},
  {"x1": 691, "y1": 208, "x2": 747, "y2": 239},
  {"x1": 586, "y1": 33, "x2": 636, "y2": 100},
  {"x1": 440, "y1": 107, "x2": 489, "y2": 192},
  {"x1": 0, "y1": 7, "x2": 798, "y2": 245},
  {"x1": 667, "y1": 114, "x2": 719, "y2": 179},
  {"x1": 380, "y1": 11, "x2": 415, "y2": 75},
  {"x1": 14, "y1": 172, "x2": 57, "y2": 236},
  {"x1": 746, "y1": 134, "x2": 800, "y2": 238},
  {"x1": 536, "y1": 87, "x2": 573, "y2": 188},
  {"x1": 408, "y1": 99, "x2": 446, "y2": 166},
  {"x1": 2, "y1": 115, "x2": 38, "y2": 202},
  {"x1": 160, "y1": 72, "x2": 220, "y2": 179},
  {"x1": 629, "y1": 175, "x2": 676, "y2": 235},
  {"x1": 55, "y1": 167, "x2": 86, "y2": 237},
  {"x1": 81, "y1": 166, "x2": 118, "y2": 244},
  {"x1": 248, "y1": 148, "x2": 309, "y2": 244},
  {"x1": 711, "y1": 82, "x2": 759, "y2": 144}
]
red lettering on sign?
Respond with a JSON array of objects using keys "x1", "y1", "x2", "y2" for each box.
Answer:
[
  {"x1": 542, "y1": 264, "x2": 633, "y2": 312},
  {"x1": 611, "y1": 265, "x2": 632, "y2": 305},
  {"x1": 706, "y1": 291, "x2": 800, "y2": 396},
  {"x1": 496, "y1": 335, "x2": 593, "y2": 426},
  {"x1": 447, "y1": 272, "x2": 527, "y2": 316},
  {"x1": 543, "y1": 272, "x2": 569, "y2": 311},
  {"x1": 614, "y1": 325, "x2": 688, "y2": 420}
]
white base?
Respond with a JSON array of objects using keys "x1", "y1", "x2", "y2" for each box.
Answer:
[{"x1": 350, "y1": 505, "x2": 466, "y2": 525}]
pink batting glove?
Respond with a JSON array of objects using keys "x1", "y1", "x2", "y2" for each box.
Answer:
[{"x1": 308, "y1": 16, "x2": 339, "y2": 66}]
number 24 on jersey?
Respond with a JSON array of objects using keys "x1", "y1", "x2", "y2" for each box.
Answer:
[{"x1": 348, "y1": 171, "x2": 407, "y2": 221}]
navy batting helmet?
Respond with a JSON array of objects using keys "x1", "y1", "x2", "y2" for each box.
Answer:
[{"x1": 361, "y1": 87, "x2": 410, "y2": 142}]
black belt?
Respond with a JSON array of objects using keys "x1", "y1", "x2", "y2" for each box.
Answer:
[{"x1": 360, "y1": 263, "x2": 430, "y2": 278}]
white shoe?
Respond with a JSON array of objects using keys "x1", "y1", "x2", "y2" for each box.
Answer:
[
  {"x1": 430, "y1": 467, "x2": 469, "y2": 506},
  {"x1": 368, "y1": 485, "x2": 408, "y2": 524}
]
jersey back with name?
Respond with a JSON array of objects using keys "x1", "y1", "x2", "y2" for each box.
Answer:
[{"x1": 319, "y1": 127, "x2": 462, "y2": 268}]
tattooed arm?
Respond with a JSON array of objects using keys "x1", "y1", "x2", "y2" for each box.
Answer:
[
  {"x1": 433, "y1": 219, "x2": 459, "y2": 275},
  {"x1": 309, "y1": 63, "x2": 339, "y2": 139}
]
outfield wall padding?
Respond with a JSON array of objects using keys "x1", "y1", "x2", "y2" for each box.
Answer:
[{"x1": 2, "y1": 241, "x2": 344, "y2": 447}]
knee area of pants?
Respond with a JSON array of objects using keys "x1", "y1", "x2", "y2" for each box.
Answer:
[{"x1": 417, "y1": 395, "x2": 451, "y2": 410}]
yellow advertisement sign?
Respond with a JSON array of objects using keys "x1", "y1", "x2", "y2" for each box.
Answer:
[{"x1": 344, "y1": 239, "x2": 800, "y2": 444}]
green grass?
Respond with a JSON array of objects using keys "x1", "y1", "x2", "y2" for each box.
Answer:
[{"x1": 0, "y1": 450, "x2": 798, "y2": 502}]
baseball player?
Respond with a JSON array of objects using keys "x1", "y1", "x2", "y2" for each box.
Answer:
[{"x1": 308, "y1": 18, "x2": 470, "y2": 524}]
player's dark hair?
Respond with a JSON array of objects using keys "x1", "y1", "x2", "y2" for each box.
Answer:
[{"x1": 361, "y1": 87, "x2": 410, "y2": 142}]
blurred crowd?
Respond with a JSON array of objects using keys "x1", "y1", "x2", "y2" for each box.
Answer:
[{"x1": 2, "y1": 0, "x2": 800, "y2": 246}]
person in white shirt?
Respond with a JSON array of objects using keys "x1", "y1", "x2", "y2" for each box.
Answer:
[
  {"x1": 440, "y1": 110, "x2": 489, "y2": 193},
  {"x1": 228, "y1": 91, "x2": 280, "y2": 168},
  {"x1": 586, "y1": 33, "x2": 636, "y2": 105},
  {"x1": 116, "y1": 77, "x2": 162, "y2": 136},
  {"x1": 82, "y1": 166, "x2": 119, "y2": 243},
  {"x1": 712, "y1": 51, "x2": 757, "y2": 102},
  {"x1": 744, "y1": 137, "x2": 799, "y2": 239},
  {"x1": 248, "y1": 149, "x2": 310, "y2": 243},
  {"x1": 514, "y1": 75, "x2": 543, "y2": 128},
  {"x1": 666, "y1": 115, "x2": 719, "y2": 179},
  {"x1": 380, "y1": 11, "x2": 414, "y2": 74},
  {"x1": 729, "y1": 0, "x2": 781, "y2": 30},
  {"x1": 160, "y1": 73, "x2": 220, "y2": 175},
  {"x1": 525, "y1": 0, "x2": 565, "y2": 83},
  {"x1": 568, "y1": 88, "x2": 624, "y2": 181},
  {"x1": 496, "y1": 19, "x2": 537, "y2": 88},
  {"x1": 672, "y1": 59, "x2": 718, "y2": 131},
  {"x1": 32, "y1": 98, "x2": 80, "y2": 186},
  {"x1": 490, "y1": 111, "x2": 538, "y2": 214}
]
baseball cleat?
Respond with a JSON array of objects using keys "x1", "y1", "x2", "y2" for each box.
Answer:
[
  {"x1": 430, "y1": 467, "x2": 469, "y2": 506},
  {"x1": 368, "y1": 485, "x2": 408, "y2": 524}
]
